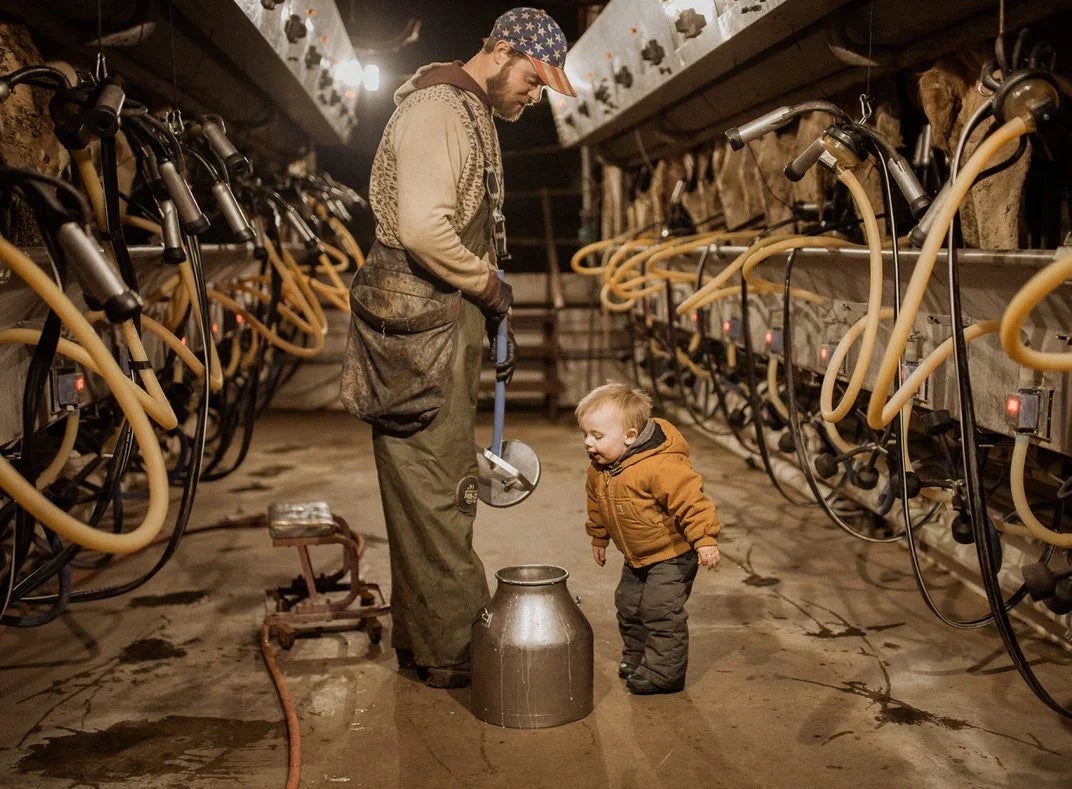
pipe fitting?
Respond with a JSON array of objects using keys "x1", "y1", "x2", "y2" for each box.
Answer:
[
  {"x1": 200, "y1": 116, "x2": 251, "y2": 177},
  {"x1": 784, "y1": 137, "x2": 825, "y2": 182},
  {"x1": 821, "y1": 126, "x2": 865, "y2": 169},
  {"x1": 728, "y1": 101, "x2": 852, "y2": 150},
  {"x1": 994, "y1": 70, "x2": 1060, "y2": 127},
  {"x1": 160, "y1": 199, "x2": 187, "y2": 263},
  {"x1": 284, "y1": 204, "x2": 320, "y2": 249},
  {"x1": 57, "y1": 221, "x2": 142, "y2": 323},
  {"x1": 727, "y1": 106, "x2": 793, "y2": 150},
  {"x1": 251, "y1": 216, "x2": 268, "y2": 262},
  {"x1": 885, "y1": 156, "x2": 931, "y2": 218},
  {"x1": 85, "y1": 77, "x2": 125, "y2": 139},
  {"x1": 908, "y1": 182, "x2": 949, "y2": 248},
  {"x1": 211, "y1": 181, "x2": 255, "y2": 242},
  {"x1": 158, "y1": 159, "x2": 211, "y2": 235}
]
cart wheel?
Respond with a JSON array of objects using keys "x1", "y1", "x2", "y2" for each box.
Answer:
[
  {"x1": 367, "y1": 618, "x2": 383, "y2": 645},
  {"x1": 276, "y1": 625, "x2": 296, "y2": 650}
]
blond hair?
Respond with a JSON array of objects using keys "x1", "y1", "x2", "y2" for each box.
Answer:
[{"x1": 574, "y1": 382, "x2": 652, "y2": 433}]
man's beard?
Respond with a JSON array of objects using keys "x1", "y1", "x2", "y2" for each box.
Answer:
[{"x1": 487, "y1": 60, "x2": 529, "y2": 122}]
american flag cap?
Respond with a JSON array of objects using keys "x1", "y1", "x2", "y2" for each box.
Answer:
[{"x1": 489, "y1": 7, "x2": 576, "y2": 97}]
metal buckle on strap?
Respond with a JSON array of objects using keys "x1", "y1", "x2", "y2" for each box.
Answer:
[{"x1": 484, "y1": 166, "x2": 510, "y2": 262}]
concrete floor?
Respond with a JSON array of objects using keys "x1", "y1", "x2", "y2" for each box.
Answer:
[{"x1": 3, "y1": 409, "x2": 1072, "y2": 788}]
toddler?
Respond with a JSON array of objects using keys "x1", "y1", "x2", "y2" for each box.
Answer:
[{"x1": 576, "y1": 382, "x2": 721, "y2": 695}]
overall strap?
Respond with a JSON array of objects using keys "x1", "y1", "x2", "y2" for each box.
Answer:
[{"x1": 455, "y1": 89, "x2": 510, "y2": 264}]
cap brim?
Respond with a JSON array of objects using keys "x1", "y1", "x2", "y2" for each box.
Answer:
[{"x1": 529, "y1": 55, "x2": 576, "y2": 98}]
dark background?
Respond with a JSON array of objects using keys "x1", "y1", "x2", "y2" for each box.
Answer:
[
  {"x1": 322, "y1": 0, "x2": 592, "y2": 275},
  {"x1": 0, "y1": 0, "x2": 593, "y2": 275}
]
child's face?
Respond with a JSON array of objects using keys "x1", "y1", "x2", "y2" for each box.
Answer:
[{"x1": 579, "y1": 404, "x2": 638, "y2": 465}]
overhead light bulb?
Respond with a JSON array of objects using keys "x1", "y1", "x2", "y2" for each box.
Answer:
[
  {"x1": 362, "y1": 63, "x2": 380, "y2": 92},
  {"x1": 335, "y1": 58, "x2": 363, "y2": 88}
]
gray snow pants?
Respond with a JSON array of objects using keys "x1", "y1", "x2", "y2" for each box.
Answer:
[{"x1": 616, "y1": 551, "x2": 699, "y2": 688}]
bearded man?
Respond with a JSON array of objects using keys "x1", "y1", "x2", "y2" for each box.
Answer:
[{"x1": 341, "y1": 8, "x2": 575, "y2": 688}]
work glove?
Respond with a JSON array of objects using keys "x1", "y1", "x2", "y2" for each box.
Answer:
[
  {"x1": 481, "y1": 276, "x2": 513, "y2": 325},
  {"x1": 486, "y1": 315, "x2": 517, "y2": 384},
  {"x1": 479, "y1": 275, "x2": 515, "y2": 383}
]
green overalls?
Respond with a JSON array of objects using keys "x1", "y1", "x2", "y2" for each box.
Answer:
[{"x1": 372, "y1": 197, "x2": 494, "y2": 670}]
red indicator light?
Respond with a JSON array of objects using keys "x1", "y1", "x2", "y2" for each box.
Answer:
[
  {"x1": 765, "y1": 330, "x2": 773, "y2": 347},
  {"x1": 1005, "y1": 394, "x2": 1021, "y2": 418},
  {"x1": 74, "y1": 376, "x2": 85, "y2": 393},
  {"x1": 236, "y1": 315, "x2": 245, "y2": 325},
  {"x1": 819, "y1": 346, "x2": 830, "y2": 363},
  {"x1": 722, "y1": 320, "x2": 731, "y2": 334}
]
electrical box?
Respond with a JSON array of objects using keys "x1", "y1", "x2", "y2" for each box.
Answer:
[
  {"x1": 902, "y1": 359, "x2": 930, "y2": 404},
  {"x1": 1006, "y1": 387, "x2": 1054, "y2": 441},
  {"x1": 766, "y1": 326, "x2": 784, "y2": 356},
  {"x1": 48, "y1": 367, "x2": 86, "y2": 415}
]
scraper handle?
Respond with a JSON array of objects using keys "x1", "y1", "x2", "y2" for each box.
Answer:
[{"x1": 492, "y1": 271, "x2": 507, "y2": 456}]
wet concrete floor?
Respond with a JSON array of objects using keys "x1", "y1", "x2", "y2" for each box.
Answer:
[{"x1": 2, "y1": 409, "x2": 1072, "y2": 787}]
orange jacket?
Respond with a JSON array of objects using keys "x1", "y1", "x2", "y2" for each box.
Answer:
[{"x1": 585, "y1": 418, "x2": 720, "y2": 568}]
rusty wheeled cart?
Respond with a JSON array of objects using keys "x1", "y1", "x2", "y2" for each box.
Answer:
[{"x1": 263, "y1": 501, "x2": 389, "y2": 649}]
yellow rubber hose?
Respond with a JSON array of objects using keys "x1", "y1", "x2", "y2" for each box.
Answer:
[
  {"x1": 818, "y1": 168, "x2": 885, "y2": 423},
  {"x1": 766, "y1": 355, "x2": 789, "y2": 423},
  {"x1": 0, "y1": 328, "x2": 176, "y2": 428},
  {"x1": 873, "y1": 321, "x2": 1000, "y2": 427},
  {"x1": 205, "y1": 289, "x2": 324, "y2": 358},
  {"x1": 1011, "y1": 435, "x2": 1072, "y2": 548},
  {"x1": 178, "y1": 260, "x2": 224, "y2": 391},
  {"x1": 1000, "y1": 253, "x2": 1072, "y2": 371},
  {"x1": 71, "y1": 148, "x2": 107, "y2": 228},
  {"x1": 0, "y1": 236, "x2": 169, "y2": 554},
  {"x1": 867, "y1": 117, "x2": 1031, "y2": 429}
]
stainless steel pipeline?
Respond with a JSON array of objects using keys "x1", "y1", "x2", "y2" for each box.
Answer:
[
  {"x1": 688, "y1": 245, "x2": 1067, "y2": 270},
  {"x1": 19, "y1": 243, "x2": 256, "y2": 266}
]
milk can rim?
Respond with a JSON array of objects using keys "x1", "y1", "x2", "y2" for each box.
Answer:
[{"x1": 495, "y1": 564, "x2": 570, "y2": 586}]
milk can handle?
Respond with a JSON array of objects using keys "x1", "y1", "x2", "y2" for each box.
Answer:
[
  {"x1": 574, "y1": 595, "x2": 582, "y2": 607},
  {"x1": 480, "y1": 608, "x2": 492, "y2": 625}
]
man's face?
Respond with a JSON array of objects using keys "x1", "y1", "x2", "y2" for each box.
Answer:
[{"x1": 488, "y1": 54, "x2": 544, "y2": 122}]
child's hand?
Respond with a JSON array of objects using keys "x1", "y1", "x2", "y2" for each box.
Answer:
[
  {"x1": 697, "y1": 545, "x2": 720, "y2": 570},
  {"x1": 592, "y1": 545, "x2": 606, "y2": 567}
]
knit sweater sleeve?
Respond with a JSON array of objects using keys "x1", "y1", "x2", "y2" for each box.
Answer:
[
  {"x1": 391, "y1": 96, "x2": 495, "y2": 298},
  {"x1": 652, "y1": 456, "x2": 721, "y2": 548}
]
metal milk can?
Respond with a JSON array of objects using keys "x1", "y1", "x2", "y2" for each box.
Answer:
[{"x1": 471, "y1": 565, "x2": 593, "y2": 729}]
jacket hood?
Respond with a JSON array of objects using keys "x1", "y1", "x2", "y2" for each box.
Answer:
[
  {"x1": 394, "y1": 61, "x2": 492, "y2": 109},
  {"x1": 605, "y1": 418, "x2": 690, "y2": 474}
]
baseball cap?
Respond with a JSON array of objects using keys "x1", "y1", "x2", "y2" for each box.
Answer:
[{"x1": 489, "y1": 7, "x2": 576, "y2": 97}]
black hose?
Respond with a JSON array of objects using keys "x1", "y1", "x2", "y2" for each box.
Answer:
[
  {"x1": 26, "y1": 238, "x2": 212, "y2": 604},
  {"x1": 5, "y1": 131, "x2": 158, "y2": 609},
  {"x1": 664, "y1": 249, "x2": 734, "y2": 441},
  {"x1": 6, "y1": 423, "x2": 136, "y2": 600},
  {"x1": 737, "y1": 273, "x2": 814, "y2": 506},
  {"x1": 947, "y1": 97, "x2": 1072, "y2": 716},
  {"x1": 100, "y1": 136, "x2": 140, "y2": 293},
  {"x1": 1, "y1": 66, "x2": 71, "y2": 91},
  {"x1": 781, "y1": 253, "x2": 903, "y2": 543},
  {"x1": 0, "y1": 177, "x2": 73, "y2": 622},
  {"x1": 1, "y1": 311, "x2": 61, "y2": 621},
  {"x1": 873, "y1": 148, "x2": 1005, "y2": 627},
  {"x1": 200, "y1": 216, "x2": 283, "y2": 479},
  {"x1": 673, "y1": 247, "x2": 736, "y2": 440}
]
